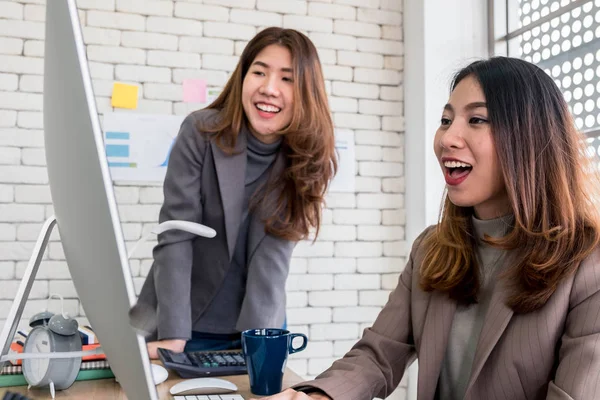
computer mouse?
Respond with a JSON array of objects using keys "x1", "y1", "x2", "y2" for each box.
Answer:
[
  {"x1": 169, "y1": 377, "x2": 238, "y2": 395},
  {"x1": 151, "y1": 364, "x2": 169, "y2": 385}
]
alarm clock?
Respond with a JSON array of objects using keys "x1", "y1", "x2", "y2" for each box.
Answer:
[{"x1": 22, "y1": 310, "x2": 82, "y2": 395}]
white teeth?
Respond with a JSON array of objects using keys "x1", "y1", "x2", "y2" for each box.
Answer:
[
  {"x1": 444, "y1": 161, "x2": 472, "y2": 168},
  {"x1": 256, "y1": 103, "x2": 281, "y2": 113}
]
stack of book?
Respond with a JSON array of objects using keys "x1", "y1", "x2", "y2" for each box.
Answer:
[
  {"x1": 7, "y1": 325, "x2": 105, "y2": 365},
  {"x1": 0, "y1": 326, "x2": 114, "y2": 387}
]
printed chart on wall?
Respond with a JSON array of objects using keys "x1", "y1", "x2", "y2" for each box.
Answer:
[
  {"x1": 102, "y1": 112, "x2": 185, "y2": 182},
  {"x1": 329, "y1": 129, "x2": 355, "y2": 192}
]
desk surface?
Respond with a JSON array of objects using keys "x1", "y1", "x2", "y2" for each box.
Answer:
[{"x1": 0, "y1": 366, "x2": 304, "y2": 399}]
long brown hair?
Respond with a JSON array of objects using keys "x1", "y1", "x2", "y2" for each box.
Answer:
[
  {"x1": 198, "y1": 27, "x2": 336, "y2": 242},
  {"x1": 420, "y1": 57, "x2": 600, "y2": 313}
]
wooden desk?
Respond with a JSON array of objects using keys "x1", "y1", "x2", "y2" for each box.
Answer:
[{"x1": 0, "y1": 366, "x2": 304, "y2": 399}]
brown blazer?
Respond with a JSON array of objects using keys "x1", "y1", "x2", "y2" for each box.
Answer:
[{"x1": 297, "y1": 228, "x2": 600, "y2": 400}]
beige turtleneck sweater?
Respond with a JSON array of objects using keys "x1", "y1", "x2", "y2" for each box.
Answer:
[{"x1": 438, "y1": 215, "x2": 514, "y2": 400}]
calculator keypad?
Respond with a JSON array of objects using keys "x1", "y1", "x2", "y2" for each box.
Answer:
[{"x1": 173, "y1": 395, "x2": 245, "y2": 399}]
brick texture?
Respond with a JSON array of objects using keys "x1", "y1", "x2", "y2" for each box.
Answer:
[{"x1": 0, "y1": 2, "x2": 405, "y2": 398}]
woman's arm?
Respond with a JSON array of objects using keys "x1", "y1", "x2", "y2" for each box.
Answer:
[
  {"x1": 256, "y1": 252, "x2": 417, "y2": 400},
  {"x1": 152, "y1": 113, "x2": 207, "y2": 341},
  {"x1": 547, "y1": 249, "x2": 600, "y2": 399},
  {"x1": 250, "y1": 388, "x2": 331, "y2": 400},
  {"x1": 280, "y1": 229, "x2": 431, "y2": 400}
]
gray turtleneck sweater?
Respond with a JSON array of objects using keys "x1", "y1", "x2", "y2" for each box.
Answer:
[
  {"x1": 438, "y1": 215, "x2": 513, "y2": 400},
  {"x1": 193, "y1": 132, "x2": 282, "y2": 334}
]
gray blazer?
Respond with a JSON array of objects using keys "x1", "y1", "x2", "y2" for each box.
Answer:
[
  {"x1": 129, "y1": 109, "x2": 296, "y2": 340},
  {"x1": 296, "y1": 227, "x2": 600, "y2": 400}
]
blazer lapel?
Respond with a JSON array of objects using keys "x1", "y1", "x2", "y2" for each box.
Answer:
[
  {"x1": 247, "y1": 150, "x2": 286, "y2": 259},
  {"x1": 464, "y1": 281, "x2": 514, "y2": 396},
  {"x1": 211, "y1": 129, "x2": 247, "y2": 261},
  {"x1": 418, "y1": 291, "x2": 457, "y2": 400}
]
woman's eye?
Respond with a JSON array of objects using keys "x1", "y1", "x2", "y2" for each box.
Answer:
[
  {"x1": 440, "y1": 117, "x2": 451, "y2": 126},
  {"x1": 283, "y1": 77, "x2": 293, "y2": 82},
  {"x1": 253, "y1": 71, "x2": 265, "y2": 76},
  {"x1": 470, "y1": 117, "x2": 488, "y2": 124}
]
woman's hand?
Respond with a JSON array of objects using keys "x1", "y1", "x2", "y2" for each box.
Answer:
[
  {"x1": 146, "y1": 339, "x2": 186, "y2": 359},
  {"x1": 249, "y1": 388, "x2": 332, "y2": 400}
]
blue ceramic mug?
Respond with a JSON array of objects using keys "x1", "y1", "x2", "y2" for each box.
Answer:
[{"x1": 241, "y1": 328, "x2": 308, "y2": 396}]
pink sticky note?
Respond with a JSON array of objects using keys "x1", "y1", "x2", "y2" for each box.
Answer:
[{"x1": 183, "y1": 79, "x2": 207, "y2": 103}]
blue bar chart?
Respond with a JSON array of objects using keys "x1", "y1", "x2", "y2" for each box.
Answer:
[
  {"x1": 102, "y1": 112, "x2": 184, "y2": 182},
  {"x1": 105, "y1": 131, "x2": 137, "y2": 168}
]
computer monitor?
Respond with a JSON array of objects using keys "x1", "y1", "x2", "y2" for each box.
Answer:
[{"x1": 40, "y1": 1, "x2": 157, "y2": 398}]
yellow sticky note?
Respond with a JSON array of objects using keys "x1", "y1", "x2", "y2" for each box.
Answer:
[{"x1": 111, "y1": 82, "x2": 139, "y2": 109}]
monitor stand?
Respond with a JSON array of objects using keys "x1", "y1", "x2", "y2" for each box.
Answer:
[
  {"x1": 0, "y1": 216, "x2": 58, "y2": 370},
  {"x1": 0, "y1": 216, "x2": 217, "y2": 370},
  {"x1": 0, "y1": 217, "x2": 102, "y2": 370}
]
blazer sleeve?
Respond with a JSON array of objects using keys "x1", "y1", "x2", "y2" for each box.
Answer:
[
  {"x1": 152, "y1": 113, "x2": 207, "y2": 340},
  {"x1": 547, "y1": 248, "x2": 600, "y2": 400},
  {"x1": 292, "y1": 229, "x2": 431, "y2": 400}
]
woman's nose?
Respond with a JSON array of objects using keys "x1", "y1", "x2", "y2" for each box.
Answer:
[
  {"x1": 259, "y1": 76, "x2": 280, "y2": 97},
  {"x1": 440, "y1": 124, "x2": 464, "y2": 150}
]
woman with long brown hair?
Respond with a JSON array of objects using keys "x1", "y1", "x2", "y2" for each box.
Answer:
[
  {"x1": 262, "y1": 57, "x2": 600, "y2": 399},
  {"x1": 129, "y1": 27, "x2": 336, "y2": 358}
]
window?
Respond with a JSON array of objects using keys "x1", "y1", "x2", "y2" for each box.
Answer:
[{"x1": 490, "y1": 0, "x2": 600, "y2": 136}]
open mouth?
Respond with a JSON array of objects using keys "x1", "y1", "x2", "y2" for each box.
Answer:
[
  {"x1": 255, "y1": 103, "x2": 281, "y2": 114},
  {"x1": 443, "y1": 160, "x2": 472, "y2": 184}
]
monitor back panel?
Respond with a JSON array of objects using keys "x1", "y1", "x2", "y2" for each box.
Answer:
[{"x1": 43, "y1": 1, "x2": 157, "y2": 399}]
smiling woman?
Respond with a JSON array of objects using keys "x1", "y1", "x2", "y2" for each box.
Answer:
[
  {"x1": 202, "y1": 26, "x2": 336, "y2": 241},
  {"x1": 258, "y1": 57, "x2": 600, "y2": 400},
  {"x1": 129, "y1": 27, "x2": 337, "y2": 359}
]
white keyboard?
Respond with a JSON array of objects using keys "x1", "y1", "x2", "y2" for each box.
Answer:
[{"x1": 173, "y1": 395, "x2": 245, "y2": 400}]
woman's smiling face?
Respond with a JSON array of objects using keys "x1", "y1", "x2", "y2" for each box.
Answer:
[
  {"x1": 434, "y1": 75, "x2": 510, "y2": 220},
  {"x1": 242, "y1": 44, "x2": 294, "y2": 144}
]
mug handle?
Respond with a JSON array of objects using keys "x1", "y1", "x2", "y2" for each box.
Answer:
[{"x1": 288, "y1": 333, "x2": 308, "y2": 354}]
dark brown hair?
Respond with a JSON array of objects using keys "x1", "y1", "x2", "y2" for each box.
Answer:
[
  {"x1": 420, "y1": 57, "x2": 600, "y2": 313},
  {"x1": 198, "y1": 27, "x2": 336, "y2": 242}
]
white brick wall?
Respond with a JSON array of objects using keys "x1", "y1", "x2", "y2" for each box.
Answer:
[{"x1": 0, "y1": 1, "x2": 406, "y2": 398}]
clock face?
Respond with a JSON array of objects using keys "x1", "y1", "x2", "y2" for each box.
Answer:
[{"x1": 23, "y1": 328, "x2": 52, "y2": 385}]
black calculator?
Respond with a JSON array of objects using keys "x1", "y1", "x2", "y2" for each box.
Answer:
[{"x1": 157, "y1": 348, "x2": 247, "y2": 379}]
